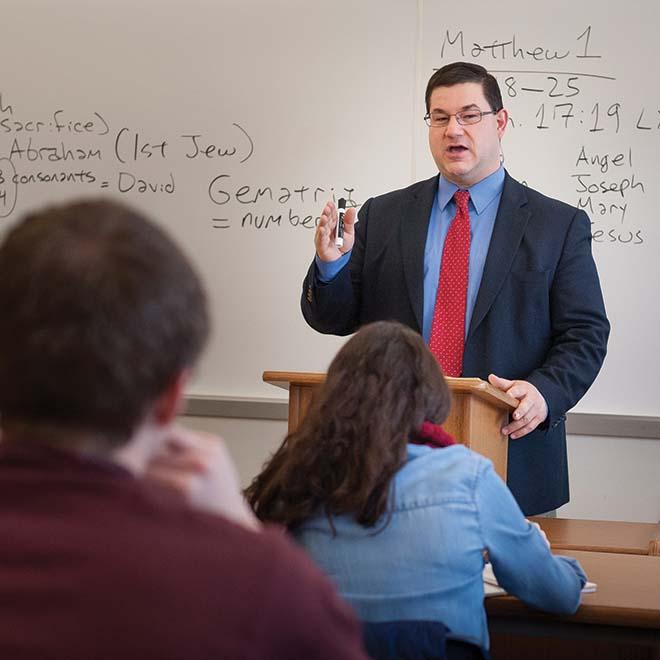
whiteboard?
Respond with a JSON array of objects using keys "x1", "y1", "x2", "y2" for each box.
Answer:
[
  {"x1": 0, "y1": 0, "x2": 418, "y2": 399},
  {"x1": 0, "y1": 1, "x2": 658, "y2": 417},
  {"x1": 416, "y1": 0, "x2": 660, "y2": 417}
]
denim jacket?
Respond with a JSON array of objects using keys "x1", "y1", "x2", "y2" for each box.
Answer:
[{"x1": 294, "y1": 443, "x2": 586, "y2": 650}]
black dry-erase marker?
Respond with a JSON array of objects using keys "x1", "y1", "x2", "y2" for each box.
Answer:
[{"x1": 335, "y1": 198, "x2": 346, "y2": 248}]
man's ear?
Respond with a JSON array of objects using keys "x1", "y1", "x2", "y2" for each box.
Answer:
[
  {"x1": 152, "y1": 370, "x2": 191, "y2": 426},
  {"x1": 496, "y1": 107, "x2": 509, "y2": 139}
]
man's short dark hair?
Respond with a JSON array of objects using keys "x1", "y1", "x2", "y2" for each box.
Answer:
[
  {"x1": 425, "y1": 61, "x2": 503, "y2": 114},
  {"x1": 0, "y1": 199, "x2": 209, "y2": 442}
]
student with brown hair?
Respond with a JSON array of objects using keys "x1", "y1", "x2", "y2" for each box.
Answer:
[
  {"x1": 0, "y1": 198, "x2": 366, "y2": 660},
  {"x1": 247, "y1": 320, "x2": 587, "y2": 654}
]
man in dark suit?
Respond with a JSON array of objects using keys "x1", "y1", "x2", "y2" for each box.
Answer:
[
  {"x1": 301, "y1": 62, "x2": 609, "y2": 516},
  {"x1": 0, "y1": 199, "x2": 367, "y2": 660}
]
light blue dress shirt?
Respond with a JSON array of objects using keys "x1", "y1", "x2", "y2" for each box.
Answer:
[
  {"x1": 294, "y1": 444, "x2": 586, "y2": 651},
  {"x1": 315, "y1": 167, "x2": 505, "y2": 342}
]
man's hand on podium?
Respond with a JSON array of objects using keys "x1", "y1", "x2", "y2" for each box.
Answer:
[{"x1": 488, "y1": 374, "x2": 548, "y2": 440}]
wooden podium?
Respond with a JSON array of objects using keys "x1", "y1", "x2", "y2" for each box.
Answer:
[{"x1": 263, "y1": 371, "x2": 517, "y2": 481}]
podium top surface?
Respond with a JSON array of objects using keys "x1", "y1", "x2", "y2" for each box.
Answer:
[{"x1": 263, "y1": 371, "x2": 516, "y2": 410}]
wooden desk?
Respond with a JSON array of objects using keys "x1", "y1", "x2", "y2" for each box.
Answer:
[
  {"x1": 487, "y1": 550, "x2": 660, "y2": 659},
  {"x1": 531, "y1": 517, "x2": 660, "y2": 556}
]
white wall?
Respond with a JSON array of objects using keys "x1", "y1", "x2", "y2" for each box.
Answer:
[
  {"x1": 180, "y1": 414, "x2": 659, "y2": 523},
  {"x1": 560, "y1": 434, "x2": 660, "y2": 523},
  {"x1": 180, "y1": 415, "x2": 287, "y2": 490}
]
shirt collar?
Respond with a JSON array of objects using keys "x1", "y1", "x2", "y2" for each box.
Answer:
[
  {"x1": 437, "y1": 166, "x2": 505, "y2": 215},
  {"x1": 406, "y1": 443, "x2": 433, "y2": 461}
]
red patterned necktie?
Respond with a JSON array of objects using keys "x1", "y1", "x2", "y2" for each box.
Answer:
[{"x1": 429, "y1": 190, "x2": 471, "y2": 377}]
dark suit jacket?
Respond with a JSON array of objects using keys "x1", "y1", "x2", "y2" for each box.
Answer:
[{"x1": 301, "y1": 172, "x2": 609, "y2": 515}]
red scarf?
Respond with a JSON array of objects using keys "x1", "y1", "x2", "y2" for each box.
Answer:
[{"x1": 412, "y1": 421, "x2": 456, "y2": 449}]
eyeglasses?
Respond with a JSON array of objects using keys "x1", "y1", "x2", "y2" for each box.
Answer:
[{"x1": 423, "y1": 108, "x2": 501, "y2": 128}]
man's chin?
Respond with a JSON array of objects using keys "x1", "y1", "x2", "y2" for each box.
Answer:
[{"x1": 439, "y1": 165, "x2": 473, "y2": 186}]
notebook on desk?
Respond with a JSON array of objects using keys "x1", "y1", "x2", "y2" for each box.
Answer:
[{"x1": 482, "y1": 563, "x2": 597, "y2": 598}]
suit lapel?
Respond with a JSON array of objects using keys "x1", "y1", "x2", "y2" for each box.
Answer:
[
  {"x1": 401, "y1": 175, "x2": 438, "y2": 332},
  {"x1": 467, "y1": 173, "x2": 530, "y2": 338}
]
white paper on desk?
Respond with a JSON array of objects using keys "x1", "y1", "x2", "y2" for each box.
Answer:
[{"x1": 482, "y1": 563, "x2": 597, "y2": 598}]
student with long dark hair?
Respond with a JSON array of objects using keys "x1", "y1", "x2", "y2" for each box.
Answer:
[{"x1": 247, "y1": 321, "x2": 587, "y2": 654}]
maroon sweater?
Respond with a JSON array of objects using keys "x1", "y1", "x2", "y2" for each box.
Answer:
[{"x1": 0, "y1": 444, "x2": 366, "y2": 660}]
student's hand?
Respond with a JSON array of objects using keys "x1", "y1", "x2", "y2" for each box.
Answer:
[
  {"x1": 528, "y1": 520, "x2": 551, "y2": 549},
  {"x1": 488, "y1": 374, "x2": 548, "y2": 439},
  {"x1": 314, "y1": 200, "x2": 357, "y2": 262},
  {"x1": 145, "y1": 426, "x2": 260, "y2": 531}
]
